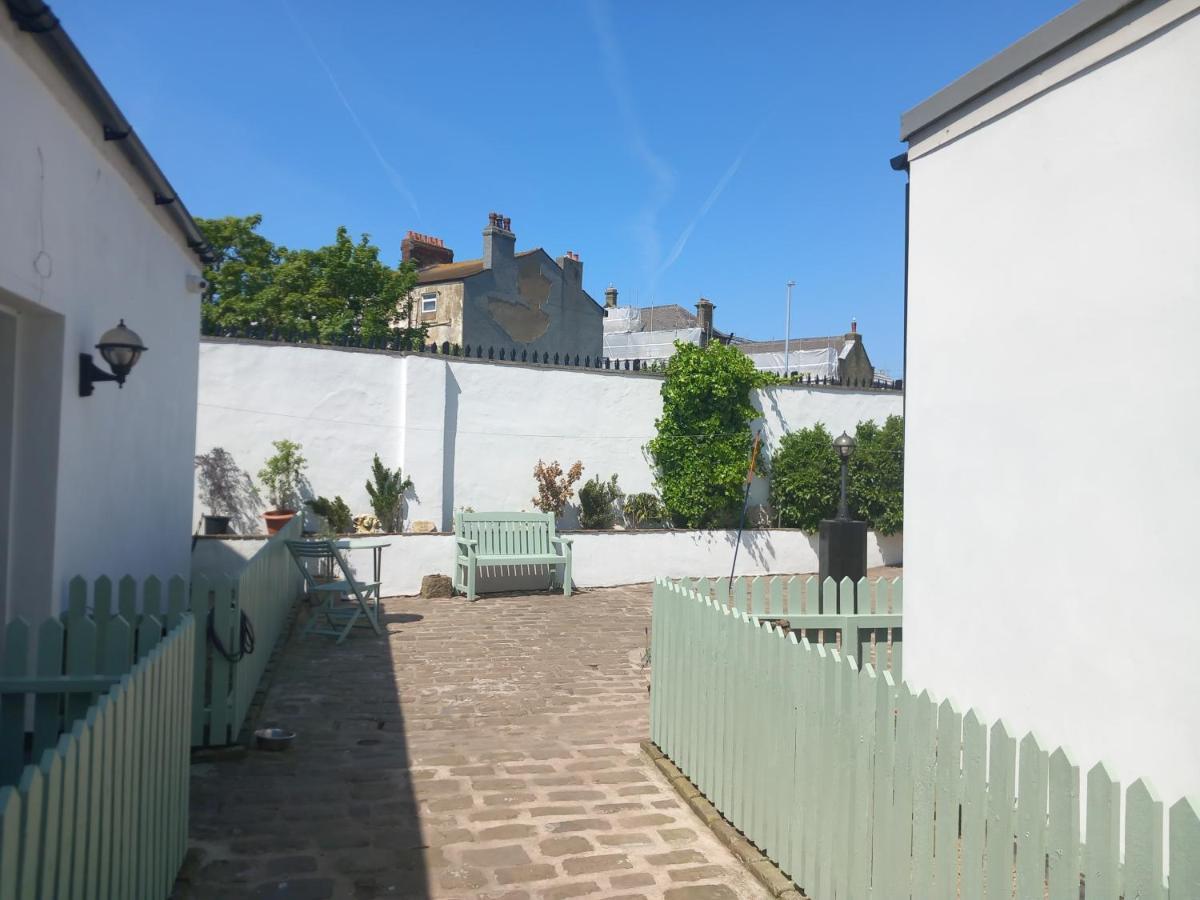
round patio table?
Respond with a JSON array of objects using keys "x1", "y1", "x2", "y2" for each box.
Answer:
[{"x1": 334, "y1": 536, "x2": 392, "y2": 585}]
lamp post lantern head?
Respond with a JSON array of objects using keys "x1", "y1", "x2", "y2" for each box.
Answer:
[
  {"x1": 834, "y1": 431, "x2": 857, "y2": 462},
  {"x1": 79, "y1": 319, "x2": 148, "y2": 396}
]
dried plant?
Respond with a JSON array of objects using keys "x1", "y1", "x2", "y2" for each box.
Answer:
[{"x1": 531, "y1": 459, "x2": 584, "y2": 518}]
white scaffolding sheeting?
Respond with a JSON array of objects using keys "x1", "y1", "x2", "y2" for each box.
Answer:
[
  {"x1": 603, "y1": 307, "x2": 644, "y2": 334},
  {"x1": 603, "y1": 328, "x2": 703, "y2": 360},
  {"x1": 746, "y1": 347, "x2": 838, "y2": 378}
]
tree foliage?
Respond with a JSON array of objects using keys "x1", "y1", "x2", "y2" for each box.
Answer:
[
  {"x1": 769, "y1": 425, "x2": 841, "y2": 532},
  {"x1": 578, "y1": 474, "x2": 623, "y2": 530},
  {"x1": 848, "y1": 415, "x2": 904, "y2": 535},
  {"x1": 647, "y1": 342, "x2": 762, "y2": 528},
  {"x1": 769, "y1": 417, "x2": 905, "y2": 534},
  {"x1": 258, "y1": 439, "x2": 307, "y2": 512},
  {"x1": 197, "y1": 214, "x2": 427, "y2": 346},
  {"x1": 306, "y1": 495, "x2": 353, "y2": 535}
]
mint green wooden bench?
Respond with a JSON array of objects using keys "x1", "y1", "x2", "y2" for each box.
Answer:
[{"x1": 453, "y1": 511, "x2": 573, "y2": 601}]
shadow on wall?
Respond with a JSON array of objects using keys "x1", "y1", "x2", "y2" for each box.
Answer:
[{"x1": 877, "y1": 532, "x2": 903, "y2": 566}]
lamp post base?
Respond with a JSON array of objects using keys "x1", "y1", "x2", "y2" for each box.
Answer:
[{"x1": 818, "y1": 519, "x2": 867, "y2": 613}]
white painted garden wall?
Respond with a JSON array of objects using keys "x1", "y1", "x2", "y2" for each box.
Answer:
[
  {"x1": 903, "y1": 5, "x2": 1200, "y2": 809},
  {"x1": 0, "y1": 20, "x2": 202, "y2": 623},
  {"x1": 195, "y1": 339, "x2": 903, "y2": 533},
  {"x1": 193, "y1": 529, "x2": 903, "y2": 598}
]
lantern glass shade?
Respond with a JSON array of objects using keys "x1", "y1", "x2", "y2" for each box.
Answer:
[
  {"x1": 833, "y1": 431, "x2": 857, "y2": 461},
  {"x1": 96, "y1": 319, "x2": 147, "y2": 375}
]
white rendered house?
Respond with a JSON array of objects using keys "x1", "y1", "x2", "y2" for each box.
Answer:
[
  {"x1": 899, "y1": 0, "x2": 1200, "y2": 806},
  {"x1": 0, "y1": 2, "x2": 211, "y2": 624}
]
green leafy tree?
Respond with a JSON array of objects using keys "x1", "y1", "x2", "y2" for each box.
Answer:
[
  {"x1": 365, "y1": 454, "x2": 413, "y2": 532},
  {"x1": 849, "y1": 415, "x2": 904, "y2": 535},
  {"x1": 197, "y1": 215, "x2": 427, "y2": 346},
  {"x1": 578, "y1": 474, "x2": 623, "y2": 529},
  {"x1": 769, "y1": 425, "x2": 840, "y2": 532},
  {"x1": 258, "y1": 439, "x2": 307, "y2": 512},
  {"x1": 647, "y1": 342, "x2": 762, "y2": 528}
]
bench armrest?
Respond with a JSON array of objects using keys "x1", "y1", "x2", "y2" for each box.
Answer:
[
  {"x1": 455, "y1": 537, "x2": 477, "y2": 548},
  {"x1": 550, "y1": 536, "x2": 573, "y2": 547}
]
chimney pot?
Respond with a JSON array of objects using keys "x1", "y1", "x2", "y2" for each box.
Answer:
[
  {"x1": 604, "y1": 285, "x2": 618, "y2": 308},
  {"x1": 851, "y1": 319, "x2": 857, "y2": 333}
]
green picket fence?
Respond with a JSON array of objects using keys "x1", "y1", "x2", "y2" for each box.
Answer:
[
  {"x1": 650, "y1": 577, "x2": 1200, "y2": 899},
  {"x1": 682, "y1": 574, "x2": 903, "y2": 679},
  {"x1": 189, "y1": 515, "x2": 306, "y2": 746},
  {"x1": 0, "y1": 607, "x2": 194, "y2": 898}
]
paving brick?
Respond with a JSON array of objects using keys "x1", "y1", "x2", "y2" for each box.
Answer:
[
  {"x1": 461, "y1": 844, "x2": 533, "y2": 867},
  {"x1": 646, "y1": 849, "x2": 708, "y2": 866},
  {"x1": 546, "y1": 818, "x2": 613, "y2": 833},
  {"x1": 250, "y1": 879, "x2": 335, "y2": 900},
  {"x1": 541, "y1": 883, "x2": 602, "y2": 899},
  {"x1": 561, "y1": 852, "x2": 633, "y2": 876},
  {"x1": 477, "y1": 823, "x2": 539, "y2": 841},
  {"x1": 540, "y1": 836, "x2": 593, "y2": 856},
  {"x1": 658, "y1": 827, "x2": 698, "y2": 842},
  {"x1": 438, "y1": 866, "x2": 488, "y2": 891},
  {"x1": 529, "y1": 805, "x2": 588, "y2": 818},
  {"x1": 611, "y1": 872, "x2": 657, "y2": 889},
  {"x1": 664, "y1": 886, "x2": 740, "y2": 900},
  {"x1": 668, "y1": 865, "x2": 733, "y2": 883},
  {"x1": 494, "y1": 863, "x2": 558, "y2": 884},
  {"x1": 596, "y1": 832, "x2": 653, "y2": 847}
]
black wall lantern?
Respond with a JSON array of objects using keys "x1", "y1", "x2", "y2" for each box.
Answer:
[{"x1": 79, "y1": 319, "x2": 147, "y2": 396}]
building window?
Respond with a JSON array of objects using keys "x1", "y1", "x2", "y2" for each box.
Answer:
[{"x1": 421, "y1": 294, "x2": 437, "y2": 315}]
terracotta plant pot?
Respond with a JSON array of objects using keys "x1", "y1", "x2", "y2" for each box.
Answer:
[{"x1": 263, "y1": 510, "x2": 296, "y2": 535}]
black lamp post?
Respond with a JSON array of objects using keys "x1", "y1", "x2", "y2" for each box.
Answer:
[
  {"x1": 80, "y1": 319, "x2": 148, "y2": 396},
  {"x1": 818, "y1": 430, "x2": 867, "y2": 616}
]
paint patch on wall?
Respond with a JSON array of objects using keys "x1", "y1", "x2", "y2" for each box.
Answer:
[{"x1": 487, "y1": 255, "x2": 553, "y2": 342}]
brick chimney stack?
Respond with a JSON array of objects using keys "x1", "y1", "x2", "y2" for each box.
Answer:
[
  {"x1": 401, "y1": 230, "x2": 453, "y2": 269},
  {"x1": 845, "y1": 318, "x2": 862, "y2": 342},
  {"x1": 695, "y1": 297, "x2": 715, "y2": 347},
  {"x1": 604, "y1": 285, "x2": 618, "y2": 308},
  {"x1": 556, "y1": 249, "x2": 584, "y2": 286},
  {"x1": 482, "y1": 211, "x2": 516, "y2": 274}
]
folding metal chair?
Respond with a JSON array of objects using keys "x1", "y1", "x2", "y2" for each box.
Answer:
[{"x1": 285, "y1": 540, "x2": 383, "y2": 643}]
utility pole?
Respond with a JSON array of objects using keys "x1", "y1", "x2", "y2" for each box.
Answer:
[{"x1": 784, "y1": 280, "x2": 796, "y2": 377}]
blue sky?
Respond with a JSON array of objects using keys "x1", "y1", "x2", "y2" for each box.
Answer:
[{"x1": 57, "y1": 0, "x2": 1072, "y2": 377}]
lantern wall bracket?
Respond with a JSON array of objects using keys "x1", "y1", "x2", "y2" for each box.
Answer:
[{"x1": 79, "y1": 353, "x2": 125, "y2": 396}]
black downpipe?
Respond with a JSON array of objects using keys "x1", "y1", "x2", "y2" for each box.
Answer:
[{"x1": 890, "y1": 151, "x2": 910, "y2": 418}]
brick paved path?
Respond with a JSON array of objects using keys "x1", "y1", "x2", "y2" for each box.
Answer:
[{"x1": 184, "y1": 585, "x2": 769, "y2": 900}]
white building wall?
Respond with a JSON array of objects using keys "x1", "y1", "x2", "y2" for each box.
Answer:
[
  {"x1": 195, "y1": 340, "x2": 903, "y2": 533},
  {"x1": 0, "y1": 22, "x2": 202, "y2": 622},
  {"x1": 904, "y1": 11, "x2": 1200, "y2": 806}
]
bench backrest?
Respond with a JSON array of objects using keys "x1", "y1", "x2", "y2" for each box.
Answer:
[{"x1": 455, "y1": 511, "x2": 556, "y2": 556}]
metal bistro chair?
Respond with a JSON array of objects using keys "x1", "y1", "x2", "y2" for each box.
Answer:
[{"x1": 286, "y1": 540, "x2": 383, "y2": 643}]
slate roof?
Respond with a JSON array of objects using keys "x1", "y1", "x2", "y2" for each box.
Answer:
[{"x1": 415, "y1": 249, "x2": 539, "y2": 284}]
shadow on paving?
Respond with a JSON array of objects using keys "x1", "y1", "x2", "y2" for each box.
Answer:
[{"x1": 180, "y1": 604, "x2": 431, "y2": 900}]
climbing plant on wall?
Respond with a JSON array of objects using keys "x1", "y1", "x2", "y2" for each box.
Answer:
[{"x1": 647, "y1": 342, "x2": 763, "y2": 528}]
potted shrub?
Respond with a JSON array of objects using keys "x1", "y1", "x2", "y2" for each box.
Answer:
[
  {"x1": 306, "y1": 495, "x2": 353, "y2": 535},
  {"x1": 195, "y1": 447, "x2": 256, "y2": 535},
  {"x1": 365, "y1": 454, "x2": 413, "y2": 532},
  {"x1": 258, "y1": 439, "x2": 307, "y2": 534},
  {"x1": 578, "y1": 474, "x2": 623, "y2": 529}
]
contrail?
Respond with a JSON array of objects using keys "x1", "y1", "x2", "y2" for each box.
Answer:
[
  {"x1": 658, "y1": 141, "x2": 753, "y2": 276},
  {"x1": 586, "y1": 0, "x2": 674, "y2": 285},
  {"x1": 279, "y1": 0, "x2": 420, "y2": 220}
]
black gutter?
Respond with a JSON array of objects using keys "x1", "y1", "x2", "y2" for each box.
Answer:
[
  {"x1": 6, "y1": 0, "x2": 216, "y2": 264},
  {"x1": 889, "y1": 151, "x2": 909, "y2": 417}
]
